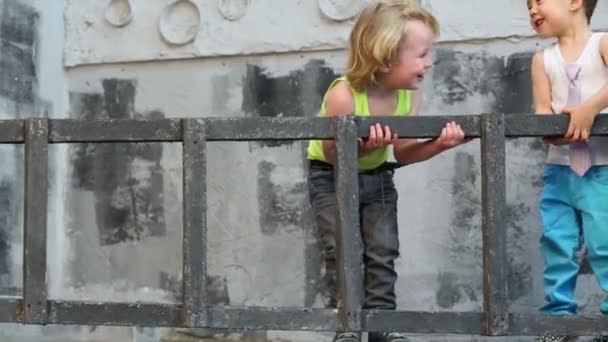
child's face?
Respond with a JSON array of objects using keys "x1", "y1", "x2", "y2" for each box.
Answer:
[
  {"x1": 381, "y1": 20, "x2": 435, "y2": 90},
  {"x1": 527, "y1": 0, "x2": 575, "y2": 38}
]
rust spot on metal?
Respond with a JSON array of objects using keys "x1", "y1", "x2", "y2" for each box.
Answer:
[{"x1": 14, "y1": 300, "x2": 26, "y2": 322}]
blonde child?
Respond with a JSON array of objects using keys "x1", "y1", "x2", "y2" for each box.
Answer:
[{"x1": 307, "y1": 1, "x2": 469, "y2": 341}]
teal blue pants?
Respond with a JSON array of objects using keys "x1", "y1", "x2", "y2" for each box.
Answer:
[{"x1": 540, "y1": 164, "x2": 608, "y2": 315}]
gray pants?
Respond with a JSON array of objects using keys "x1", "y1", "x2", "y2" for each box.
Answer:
[{"x1": 308, "y1": 162, "x2": 400, "y2": 310}]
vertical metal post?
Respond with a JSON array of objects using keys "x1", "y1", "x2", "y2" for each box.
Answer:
[
  {"x1": 334, "y1": 116, "x2": 363, "y2": 332},
  {"x1": 182, "y1": 119, "x2": 208, "y2": 327},
  {"x1": 480, "y1": 114, "x2": 509, "y2": 335},
  {"x1": 23, "y1": 118, "x2": 49, "y2": 324}
]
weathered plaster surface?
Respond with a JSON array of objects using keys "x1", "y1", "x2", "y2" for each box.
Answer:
[{"x1": 1, "y1": 0, "x2": 608, "y2": 341}]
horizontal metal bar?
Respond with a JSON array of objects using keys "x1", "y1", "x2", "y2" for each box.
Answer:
[
  {"x1": 204, "y1": 117, "x2": 333, "y2": 141},
  {"x1": 357, "y1": 113, "x2": 608, "y2": 139},
  {"x1": 48, "y1": 119, "x2": 183, "y2": 143},
  {"x1": 48, "y1": 301, "x2": 183, "y2": 327},
  {"x1": 0, "y1": 114, "x2": 595, "y2": 144},
  {"x1": 364, "y1": 310, "x2": 483, "y2": 335},
  {"x1": 505, "y1": 113, "x2": 608, "y2": 137},
  {"x1": 46, "y1": 301, "x2": 337, "y2": 330},
  {"x1": 509, "y1": 313, "x2": 608, "y2": 336},
  {"x1": 0, "y1": 120, "x2": 24, "y2": 143},
  {"x1": 5, "y1": 301, "x2": 608, "y2": 336},
  {"x1": 356, "y1": 115, "x2": 482, "y2": 138},
  {"x1": 0, "y1": 298, "x2": 22, "y2": 322},
  {"x1": 207, "y1": 306, "x2": 337, "y2": 331}
]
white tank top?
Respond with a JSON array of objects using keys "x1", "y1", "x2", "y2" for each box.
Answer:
[{"x1": 544, "y1": 32, "x2": 608, "y2": 165}]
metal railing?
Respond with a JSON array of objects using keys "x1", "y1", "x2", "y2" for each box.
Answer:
[{"x1": 1, "y1": 114, "x2": 607, "y2": 336}]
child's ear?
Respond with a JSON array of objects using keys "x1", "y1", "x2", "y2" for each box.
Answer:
[
  {"x1": 377, "y1": 63, "x2": 391, "y2": 73},
  {"x1": 569, "y1": 0, "x2": 583, "y2": 12}
]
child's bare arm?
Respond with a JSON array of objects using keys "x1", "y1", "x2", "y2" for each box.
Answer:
[
  {"x1": 393, "y1": 91, "x2": 468, "y2": 166},
  {"x1": 585, "y1": 34, "x2": 608, "y2": 114},
  {"x1": 602, "y1": 35, "x2": 608, "y2": 66},
  {"x1": 532, "y1": 50, "x2": 569, "y2": 145},
  {"x1": 321, "y1": 82, "x2": 355, "y2": 164},
  {"x1": 321, "y1": 83, "x2": 398, "y2": 164},
  {"x1": 562, "y1": 35, "x2": 608, "y2": 141},
  {"x1": 532, "y1": 51, "x2": 553, "y2": 115}
]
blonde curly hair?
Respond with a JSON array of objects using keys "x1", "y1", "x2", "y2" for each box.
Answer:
[{"x1": 346, "y1": 0, "x2": 439, "y2": 91}]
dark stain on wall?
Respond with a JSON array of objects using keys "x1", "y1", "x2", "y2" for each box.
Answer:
[
  {"x1": 433, "y1": 50, "x2": 534, "y2": 114},
  {"x1": 241, "y1": 59, "x2": 341, "y2": 306},
  {"x1": 506, "y1": 202, "x2": 533, "y2": 301},
  {"x1": 0, "y1": 180, "x2": 18, "y2": 295},
  {"x1": 257, "y1": 155, "x2": 323, "y2": 307},
  {"x1": 0, "y1": 0, "x2": 38, "y2": 296},
  {"x1": 69, "y1": 79, "x2": 166, "y2": 245},
  {"x1": 436, "y1": 272, "x2": 478, "y2": 309},
  {"x1": 438, "y1": 50, "x2": 546, "y2": 307},
  {"x1": 439, "y1": 151, "x2": 482, "y2": 308},
  {"x1": 257, "y1": 160, "x2": 310, "y2": 235},
  {"x1": 495, "y1": 52, "x2": 534, "y2": 114},
  {"x1": 160, "y1": 272, "x2": 230, "y2": 305},
  {"x1": 0, "y1": 0, "x2": 38, "y2": 107},
  {"x1": 505, "y1": 138, "x2": 549, "y2": 301},
  {"x1": 241, "y1": 59, "x2": 340, "y2": 306},
  {"x1": 241, "y1": 59, "x2": 339, "y2": 147}
]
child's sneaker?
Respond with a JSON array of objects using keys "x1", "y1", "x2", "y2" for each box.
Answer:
[
  {"x1": 385, "y1": 332, "x2": 411, "y2": 341},
  {"x1": 535, "y1": 335, "x2": 577, "y2": 342},
  {"x1": 368, "y1": 331, "x2": 411, "y2": 342},
  {"x1": 333, "y1": 331, "x2": 361, "y2": 342}
]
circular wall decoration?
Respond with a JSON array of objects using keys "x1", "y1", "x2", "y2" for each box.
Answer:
[
  {"x1": 104, "y1": 0, "x2": 134, "y2": 27},
  {"x1": 159, "y1": 0, "x2": 201, "y2": 46},
  {"x1": 318, "y1": 0, "x2": 363, "y2": 21},
  {"x1": 217, "y1": 0, "x2": 250, "y2": 21}
]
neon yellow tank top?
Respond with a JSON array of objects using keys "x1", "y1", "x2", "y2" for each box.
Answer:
[{"x1": 307, "y1": 77, "x2": 412, "y2": 170}]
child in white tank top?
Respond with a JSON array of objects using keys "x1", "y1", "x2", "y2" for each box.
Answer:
[{"x1": 528, "y1": 0, "x2": 608, "y2": 341}]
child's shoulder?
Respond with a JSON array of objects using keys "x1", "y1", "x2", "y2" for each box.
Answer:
[
  {"x1": 323, "y1": 79, "x2": 355, "y2": 116},
  {"x1": 531, "y1": 49, "x2": 546, "y2": 69},
  {"x1": 531, "y1": 43, "x2": 558, "y2": 70},
  {"x1": 326, "y1": 79, "x2": 354, "y2": 104},
  {"x1": 600, "y1": 33, "x2": 608, "y2": 65}
]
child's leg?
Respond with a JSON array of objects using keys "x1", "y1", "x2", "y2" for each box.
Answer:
[
  {"x1": 540, "y1": 165, "x2": 581, "y2": 315},
  {"x1": 579, "y1": 166, "x2": 608, "y2": 315},
  {"x1": 359, "y1": 171, "x2": 399, "y2": 310},
  {"x1": 308, "y1": 165, "x2": 339, "y2": 308}
]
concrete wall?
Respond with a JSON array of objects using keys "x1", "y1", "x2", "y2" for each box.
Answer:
[{"x1": 1, "y1": 0, "x2": 608, "y2": 341}]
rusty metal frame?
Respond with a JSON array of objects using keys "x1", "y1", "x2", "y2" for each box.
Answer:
[{"x1": 0, "y1": 114, "x2": 607, "y2": 336}]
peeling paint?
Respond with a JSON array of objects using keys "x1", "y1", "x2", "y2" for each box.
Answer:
[
  {"x1": 241, "y1": 60, "x2": 339, "y2": 147},
  {"x1": 442, "y1": 151, "x2": 482, "y2": 309},
  {"x1": 69, "y1": 79, "x2": 166, "y2": 245},
  {"x1": 257, "y1": 160, "x2": 309, "y2": 235},
  {"x1": 0, "y1": 179, "x2": 16, "y2": 295},
  {"x1": 0, "y1": 0, "x2": 38, "y2": 107},
  {"x1": 0, "y1": 0, "x2": 38, "y2": 298},
  {"x1": 433, "y1": 50, "x2": 534, "y2": 115},
  {"x1": 436, "y1": 272, "x2": 478, "y2": 309}
]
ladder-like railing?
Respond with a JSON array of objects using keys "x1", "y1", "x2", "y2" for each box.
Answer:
[{"x1": 0, "y1": 114, "x2": 607, "y2": 336}]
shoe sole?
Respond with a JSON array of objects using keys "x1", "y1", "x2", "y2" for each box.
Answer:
[{"x1": 536, "y1": 337, "x2": 578, "y2": 342}]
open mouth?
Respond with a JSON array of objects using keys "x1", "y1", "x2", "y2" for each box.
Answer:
[
  {"x1": 416, "y1": 74, "x2": 424, "y2": 81},
  {"x1": 533, "y1": 18, "x2": 544, "y2": 29}
]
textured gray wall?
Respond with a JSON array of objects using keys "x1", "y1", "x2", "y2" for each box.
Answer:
[{"x1": 0, "y1": 0, "x2": 608, "y2": 341}]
